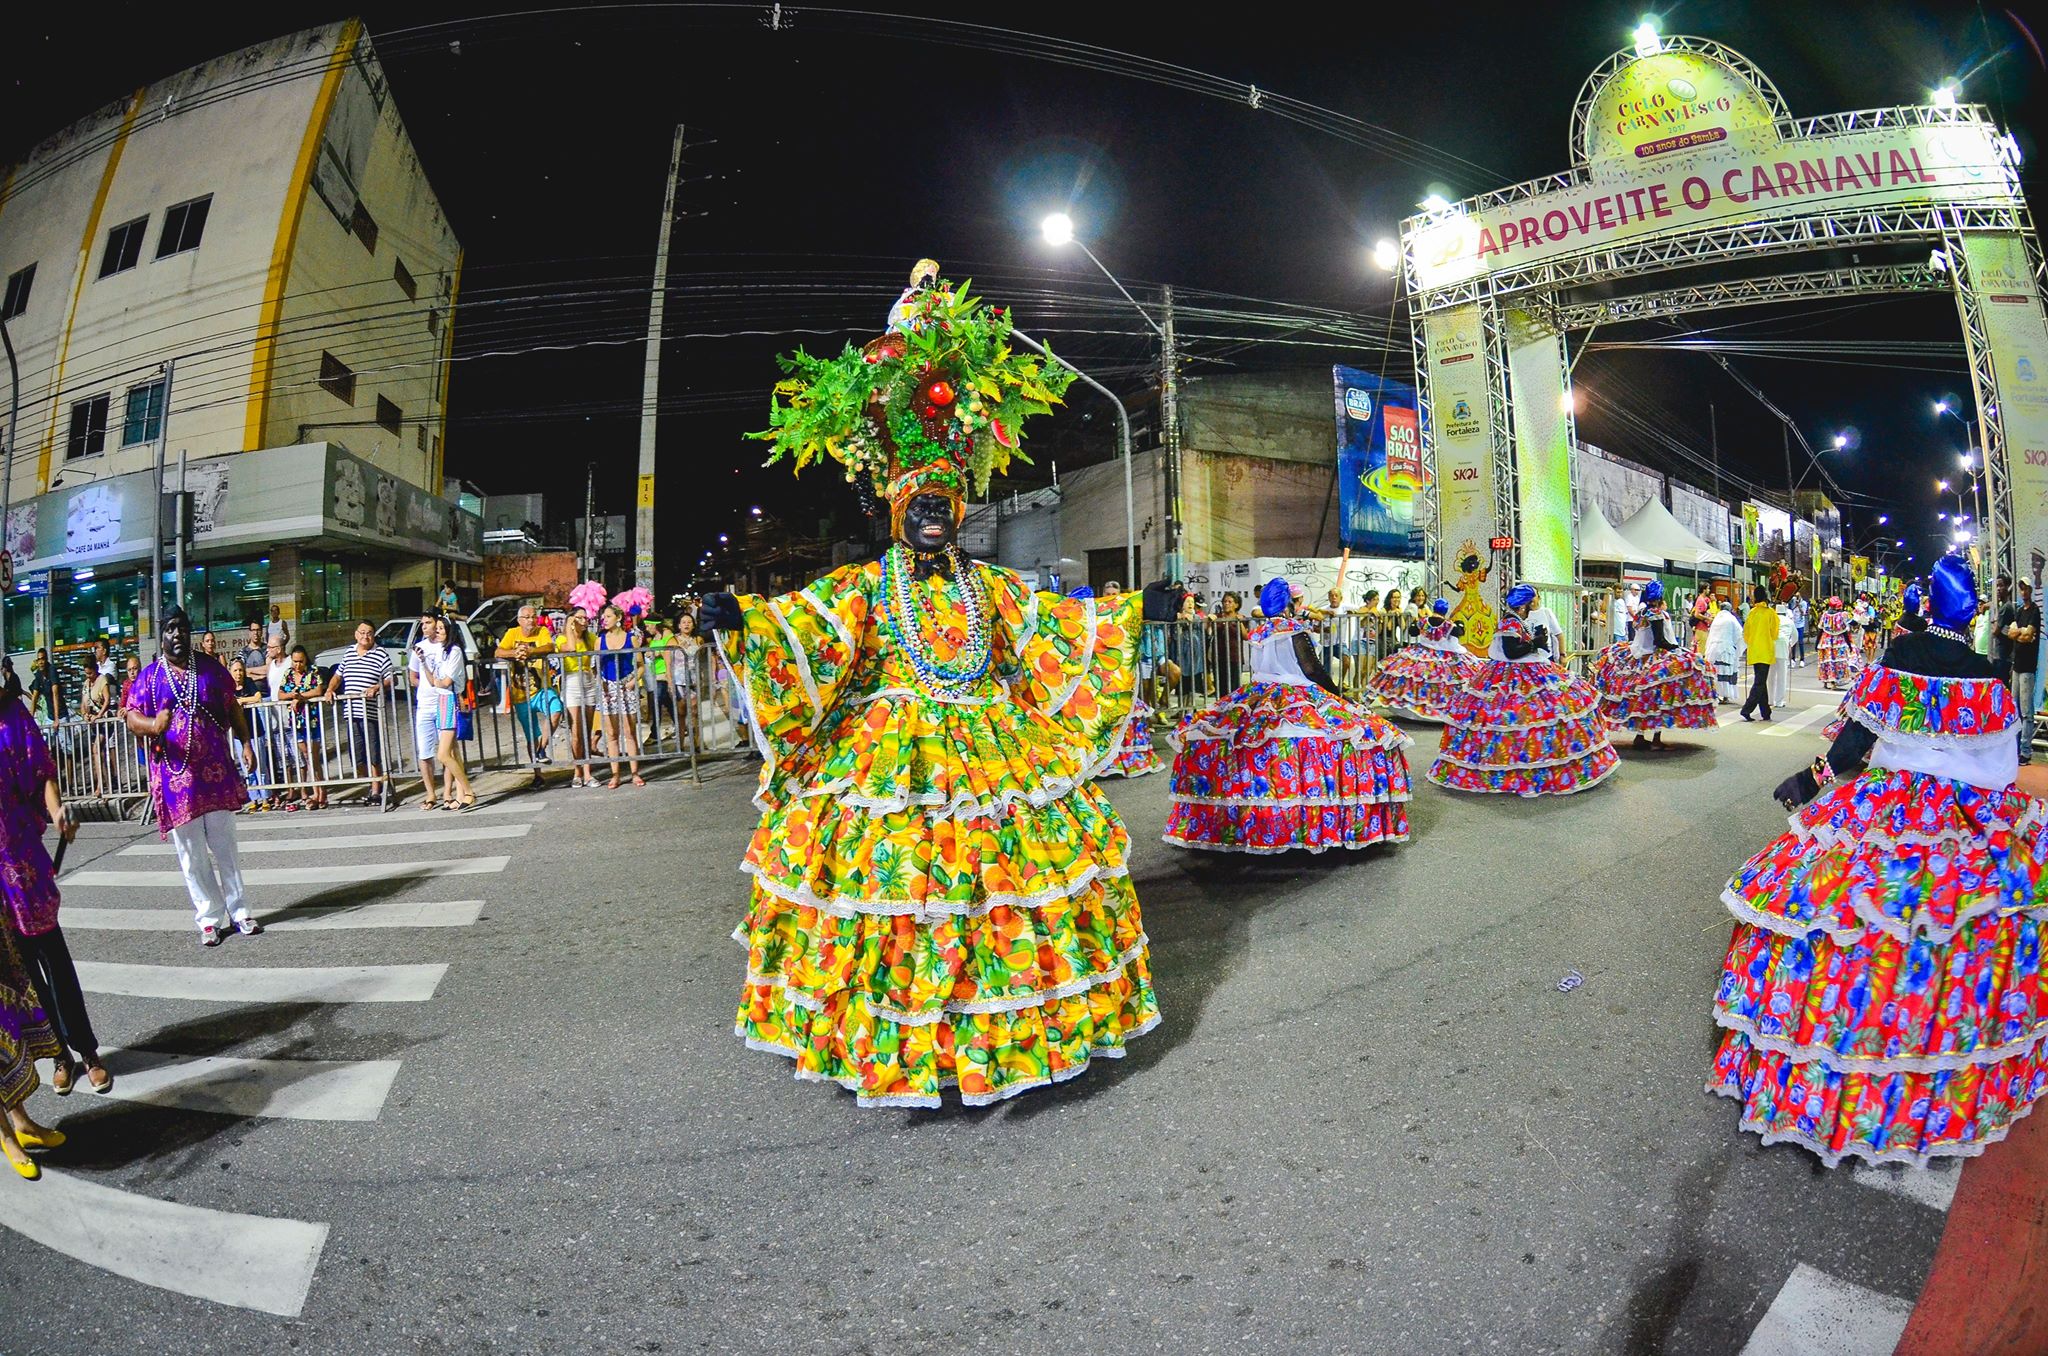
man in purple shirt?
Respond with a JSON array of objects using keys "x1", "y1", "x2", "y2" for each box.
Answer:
[{"x1": 123, "y1": 607, "x2": 262, "y2": 947}]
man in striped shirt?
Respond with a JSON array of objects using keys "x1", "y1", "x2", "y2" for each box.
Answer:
[{"x1": 323, "y1": 620, "x2": 397, "y2": 810}]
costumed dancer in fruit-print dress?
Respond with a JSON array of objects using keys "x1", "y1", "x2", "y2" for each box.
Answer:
[
  {"x1": 1816, "y1": 596, "x2": 1856, "y2": 690},
  {"x1": 1163, "y1": 577, "x2": 1412, "y2": 854},
  {"x1": 1074, "y1": 586, "x2": 1162, "y2": 778},
  {"x1": 1823, "y1": 585, "x2": 1924, "y2": 742},
  {"x1": 700, "y1": 264, "x2": 1158, "y2": 1108},
  {"x1": 1590, "y1": 580, "x2": 1718, "y2": 749},
  {"x1": 1363, "y1": 598, "x2": 1477, "y2": 723},
  {"x1": 1710, "y1": 555, "x2": 2048, "y2": 1165},
  {"x1": 1430, "y1": 583, "x2": 1618, "y2": 797}
]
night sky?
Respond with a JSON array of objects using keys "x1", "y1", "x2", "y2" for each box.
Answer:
[{"x1": 5, "y1": 2, "x2": 2043, "y2": 589}]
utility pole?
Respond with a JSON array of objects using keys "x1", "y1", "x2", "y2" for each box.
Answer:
[
  {"x1": 1, "y1": 318, "x2": 18, "y2": 648},
  {"x1": 1160, "y1": 284, "x2": 1183, "y2": 582},
  {"x1": 148, "y1": 358, "x2": 176, "y2": 648},
  {"x1": 636, "y1": 124, "x2": 685, "y2": 597},
  {"x1": 582, "y1": 460, "x2": 597, "y2": 585}
]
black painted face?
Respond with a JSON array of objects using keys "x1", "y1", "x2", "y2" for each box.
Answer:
[
  {"x1": 163, "y1": 614, "x2": 191, "y2": 663},
  {"x1": 900, "y1": 493, "x2": 958, "y2": 552}
]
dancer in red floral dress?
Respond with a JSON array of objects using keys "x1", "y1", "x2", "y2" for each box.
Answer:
[
  {"x1": 1711, "y1": 556, "x2": 2047, "y2": 1165},
  {"x1": 1363, "y1": 598, "x2": 1476, "y2": 723},
  {"x1": 1590, "y1": 580, "x2": 1717, "y2": 749},
  {"x1": 1165, "y1": 578, "x2": 1411, "y2": 854}
]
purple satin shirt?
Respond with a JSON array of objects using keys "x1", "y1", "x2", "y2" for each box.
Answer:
[
  {"x1": 0, "y1": 700, "x2": 62, "y2": 936},
  {"x1": 124, "y1": 654, "x2": 249, "y2": 836}
]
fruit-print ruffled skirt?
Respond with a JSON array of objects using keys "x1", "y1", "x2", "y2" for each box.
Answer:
[
  {"x1": 1592, "y1": 645, "x2": 1718, "y2": 732},
  {"x1": 1098, "y1": 696, "x2": 1163, "y2": 779},
  {"x1": 1363, "y1": 645, "x2": 1474, "y2": 723},
  {"x1": 1428, "y1": 660, "x2": 1617, "y2": 798},
  {"x1": 1162, "y1": 681, "x2": 1412, "y2": 854},
  {"x1": 1710, "y1": 767, "x2": 2048, "y2": 1165}
]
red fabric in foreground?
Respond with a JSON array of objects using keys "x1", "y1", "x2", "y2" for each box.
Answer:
[{"x1": 1894, "y1": 977, "x2": 2048, "y2": 1355}]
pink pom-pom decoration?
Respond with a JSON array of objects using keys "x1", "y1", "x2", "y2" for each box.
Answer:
[
  {"x1": 569, "y1": 580, "x2": 609, "y2": 618},
  {"x1": 611, "y1": 586, "x2": 654, "y2": 620}
]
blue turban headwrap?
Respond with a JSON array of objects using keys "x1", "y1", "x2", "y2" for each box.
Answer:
[
  {"x1": 1901, "y1": 583, "x2": 1922, "y2": 617},
  {"x1": 1930, "y1": 555, "x2": 1977, "y2": 632},
  {"x1": 1066, "y1": 585, "x2": 1094, "y2": 600},
  {"x1": 1641, "y1": 580, "x2": 1664, "y2": 605},
  {"x1": 1505, "y1": 583, "x2": 1537, "y2": 611},
  {"x1": 1259, "y1": 578, "x2": 1293, "y2": 618},
  {"x1": 1430, "y1": 597, "x2": 1450, "y2": 616}
]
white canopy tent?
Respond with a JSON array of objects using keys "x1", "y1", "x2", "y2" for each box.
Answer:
[
  {"x1": 1616, "y1": 496, "x2": 1733, "y2": 570},
  {"x1": 1576, "y1": 497, "x2": 1662, "y2": 568}
]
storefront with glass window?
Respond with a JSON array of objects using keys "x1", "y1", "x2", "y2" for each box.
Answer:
[{"x1": 4, "y1": 441, "x2": 481, "y2": 664}]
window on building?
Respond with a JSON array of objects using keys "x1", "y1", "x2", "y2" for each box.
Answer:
[
  {"x1": 99, "y1": 216, "x2": 148, "y2": 277},
  {"x1": 299, "y1": 557, "x2": 351, "y2": 624},
  {"x1": 66, "y1": 394, "x2": 110, "y2": 459},
  {"x1": 155, "y1": 195, "x2": 212, "y2": 258},
  {"x1": 376, "y1": 395, "x2": 402, "y2": 433},
  {"x1": 416, "y1": 424, "x2": 428, "y2": 452},
  {"x1": 393, "y1": 257, "x2": 416, "y2": 299},
  {"x1": 1, "y1": 263, "x2": 33, "y2": 321},
  {"x1": 121, "y1": 378, "x2": 167, "y2": 446},
  {"x1": 426, "y1": 307, "x2": 440, "y2": 337},
  {"x1": 318, "y1": 351, "x2": 355, "y2": 404},
  {"x1": 349, "y1": 202, "x2": 378, "y2": 254}
]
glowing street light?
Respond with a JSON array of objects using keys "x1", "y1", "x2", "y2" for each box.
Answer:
[
  {"x1": 1633, "y1": 18, "x2": 1661, "y2": 57},
  {"x1": 1877, "y1": 515, "x2": 1889, "y2": 525},
  {"x1": 1831, "y1": 433, "x2": 1849, "y2": 450},
  {"x1": 1370, "y1": 238, "x2": 1399, "y2": 272},
  {"x1": 1418, "y1": 193, "x2": 1453, "y2": 213},
  {"x1": 1931, "y1": 82, "x2": 1959, "y2": 110},
  {"x1": 1039, "y1": 212, "x2": 1074, "y2": 247},
  {"x1": 1933, "y1": 398, "x2": 1952, "y2": 416},
  {"x1": 750, "y1": 506, "x2": 763, "y2": 517},
  {"x1": 1936, "y1": 478, "x2": 1951, "y2": 492},
  {"x1": 1960, "y1": 452, "x2": 1975, "y2": 470}
]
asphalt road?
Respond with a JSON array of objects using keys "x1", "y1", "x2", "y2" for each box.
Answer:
[{"x1": 0, "y1": 679, "x2": 1962, "y2": 1355}]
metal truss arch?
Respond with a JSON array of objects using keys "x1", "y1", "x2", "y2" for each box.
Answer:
[{"x1": 1571, "y1": 36, "x2": 1792, "y2": 169}]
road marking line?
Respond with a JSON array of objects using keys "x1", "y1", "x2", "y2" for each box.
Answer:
[
  {"x1": 63, "y1": 901, "x2": 486, "y2": 931},
  {"x1": 77, "y1": 961, "x2": 448, "y2": 1003},
  {"x1": 118, "y1": 825, "x2": 531, "y2": 856},
  {"x1": 0, "y1": 1167, "x2": 327, "y2": 1316},
  {"x1": 88, "y1": 1047, "x2": 402, "y2": 1122},
  {"x1": 1760, "y1": 703, "x2": 1838, "y2": 737},
  {"x1": 65, "y1": 857, "x2": 509, "y2": 888},
  {"x1": 1850, "y1": 1161, "x2": 1961, "y2": 1213},
  {"x1": 234, "y1": 799, "x2": 543, "y2": 830},
  {"x1": 1738, "y1": 1263, "x2": 1913, "y2": 1355}
]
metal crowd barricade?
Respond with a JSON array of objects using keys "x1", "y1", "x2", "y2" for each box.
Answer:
[
  {"x1": 1132, "y1": 610, "x2": 1421, "y2": 720},
  {"x1": 488, "y1": 642, "x2": 716, "y2": 784}
]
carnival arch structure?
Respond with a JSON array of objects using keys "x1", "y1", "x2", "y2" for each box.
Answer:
[{"x1": 1397, "y1": 28, "x2": 2048, "y2": 651}]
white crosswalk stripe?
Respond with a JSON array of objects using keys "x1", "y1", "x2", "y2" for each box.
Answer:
[
  {"x1": 91, "y1": 1047, "x2": 402, "y2": 1122},
  {"x1": 12, "y1": 795, "x2": 534, "y2": 1313},
  {"x1": 233, "y1": 799, "x2": 545, "y2": 831},
  {"x1": 65, "y1": 856, "x2": 509, "y2": 888},
  {"x1": 1738, "y1": 1264, "x2": 1913, "y2": 1355},
  {"x1": 1850, "y1": 1160, "x2": 1961, "y2": 1212},
  {"x1": 62, "y1": 900, "x2": 486, "y2": 931},
  {"x1": 118, "y1": 824, "x2": 532, "y2": 855},
  {"x1": 77, "y1": 961, "x2": 448, "y2": 1003},
  {"x1": 0, "y1": 1168, "x2": 328, "y2": 1317},
  {"x1": 1760, "y1": 703, "x2": 1839, "y2": 737}
]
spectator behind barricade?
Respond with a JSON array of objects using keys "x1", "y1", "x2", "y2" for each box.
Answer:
[
  {"x1": 1214, "y1": 592, "x2": 1245, "y2": 694},
  {"x1": 495, "y1": 604, "x2": 558, "y2": 788},
  {"x1": 267, "y1": 605, "x2": 290, "y2": 654},
  {"x1": 281, "y1": 646, "x2": 327, "y2": 810},
  {"x1": 197, "y1": 631, "x2": 217, "y2": 661},
  {"x1": 437, "y1": 580, "x2": 460, "y2": 614},
  {"x1": 594, "y1": 602, "x2": 645, "y2": 788},
  {"x1": 428, "y1": 615, "x2": 478, "y2": 811},
  {"x1": 555, "y1": 610, "x2": 598, "y2": 788},
  {"x1": 672, "y1": 612, "x2": 706, "y2": 751},
  {"x1": 323, "y1": 620, "x2": 398, "y2": 810},
  {"x1": 645, "y1": 615, "x2": 677, "y2": 749},
  {"x1": 238, "y1": 621, "x2": 266, "y2": 676},
  {"x1": 28, "y1": 650, "x2": 65, "y2": 724},
  {"x1": 229, "y1": 658, "x2": 272, "y2": 811},
  {"x1": 408, "y1": 611, "x2": 448, "y2": 810}
]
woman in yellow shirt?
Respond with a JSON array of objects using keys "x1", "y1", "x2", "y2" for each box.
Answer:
[{"x1": 552, "y1": 611, "x2": 598, "y2": 787}]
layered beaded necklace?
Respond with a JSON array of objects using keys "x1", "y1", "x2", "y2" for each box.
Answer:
[
  {"x1": 152, "y1": 655, "x2": 224, "y2": 776},
  {"x1": 882, "y1": 543, "x2": 991, "y2": 695}
]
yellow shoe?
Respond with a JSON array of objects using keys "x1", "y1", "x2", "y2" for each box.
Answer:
[
  {"x1": 12, "y1": 1126, "x2": 64, "y2": 1151},
  {"x1": 3, "y1": 1150, "x2": 39, "y2": 1180}
]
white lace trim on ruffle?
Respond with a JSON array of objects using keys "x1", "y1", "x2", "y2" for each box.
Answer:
[
  {"x1": 1705, "y1": 1080, "x2": 2038, "y2": 1169},
  {"x1": 1161, "y1": 827, "x2": 1409, "y2": 854},
  {"x1": 1712, "y1": 1007, "x2": 2048, "y2": 1077},
  {"x1": 761, "y1": 937, "x2": 1150, "y2": 1026},
  {"x1": 1168, "y1": 718, "x2": 1411, "y2": 754},
  {"x1": 742, "y1": 858, "x2": 1131, "y2": 920},
  {"x1": 1167, "y1": 791, "x2": 1410, "y2": 808},
  {"x1": 1430, "y1": 745, "x2": 1617, "y2": 773},
  {"x1": 1440, "y1": 703, "x2": 1602, "y2": 733},
  {"x1": 738, "y1": 1011, "x2": 1162, "y2": 1109},
  {"x1": 1718, "y1": 883, "x2": 2043, "y2": 950},
  {"x1": 1426, "y1": 756, "x2": 1617, "y2": 796}
]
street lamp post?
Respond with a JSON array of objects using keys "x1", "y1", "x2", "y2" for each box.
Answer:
[
  {"x1": 1008, "y1": 328, "x2": 1136, "y2": 589},
  {"x1": 1040, "y1": 214, "x2": 1180, "y2": 582},
  {"x1": 1936, "y1": 399, "x2": 1995, "y2": 585}
]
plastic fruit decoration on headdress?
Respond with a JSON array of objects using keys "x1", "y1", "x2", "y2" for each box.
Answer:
[
  {"x1": 569, "y1": 580, "x2": 609, "y2": 619},
  {"x1": 750, "y1": 262, "x2": 1076, "y2": 512}
]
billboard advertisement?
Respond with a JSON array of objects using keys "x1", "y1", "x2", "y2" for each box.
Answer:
[
  {"x1": 1421, "y1": 304, "x2": 1500, "y2": 653},
  {"x1": 1332, "y1": 368, "x2": 1425, "y2": 558}
]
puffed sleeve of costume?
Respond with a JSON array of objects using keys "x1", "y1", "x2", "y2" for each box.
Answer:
[
  {"x1": 716, "y1": 561, "x2": 871, "y2": 776},
  {"x1": 991, "y1": 574, "x2": 1139, "y2": 770},
  {"x1": 3, "y1": 710, "x2": 58, "y2": 818}
]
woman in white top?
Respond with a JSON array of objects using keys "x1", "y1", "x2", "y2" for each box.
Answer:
[
  {"x1": 429, "y1": 617, "x2": 476, "y2": 811},
  {"x1": 408, "y1": 610, "x2": 447, "y2": 809}
]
